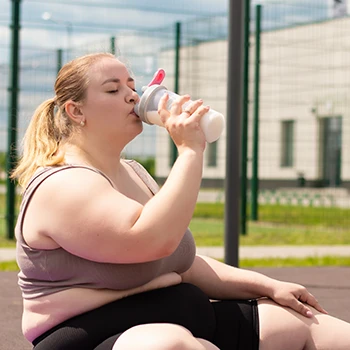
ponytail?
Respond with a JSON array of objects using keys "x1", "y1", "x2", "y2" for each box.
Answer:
[
  {"x1": 11, "y1": 98, "x2": 66, "y2": 189},
  {"x1": 12, "y1": 52, "x2": 117, "y2": 189}
]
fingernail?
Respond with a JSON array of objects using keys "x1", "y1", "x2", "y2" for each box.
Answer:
[{"x1": 306, "y1": 311, "x2": 313, "y2": 317}]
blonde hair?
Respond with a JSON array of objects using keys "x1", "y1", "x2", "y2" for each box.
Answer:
[{"x1": 11, "y1": 52, "x2": 116, "y2": 189}]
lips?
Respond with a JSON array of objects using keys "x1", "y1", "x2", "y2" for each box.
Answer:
[{"x1": 130, "y1": 108, "x2": 139, "y2": 118}]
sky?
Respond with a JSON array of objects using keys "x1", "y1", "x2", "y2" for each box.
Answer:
[
  {"x1": 0, "y1": 0, "x2": 332, "y2": 55},
  {"x1": 0, "y1": 0, "x2": 340, "y2": 152}
]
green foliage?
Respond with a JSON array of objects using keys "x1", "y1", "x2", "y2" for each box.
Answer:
[
  {"x1": 0, "y1": 152, "x2": 6, "y2": 172},
  {"x1": 133, "y1": 157, "x2": 155, "y2": 177}
]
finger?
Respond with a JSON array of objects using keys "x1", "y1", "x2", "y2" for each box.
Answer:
[
  {"x1": 302, "y1": 293, "x2": 328, "y2": 315},
  {"x1": 188, "y1": 105, "x2": 210, "y2": 123},
  {"x1": 157, "y1": 93, "x2": 170, "y2": 118},
  {"x1": 170, "y1": 95, "x2": 191, "y2": 115},
  {"x1": 291, "y1": 298, "x2": 314, "y2": 318},
  {"x1": 182, "y1": 99, "x2": 204, "y2": 116}
]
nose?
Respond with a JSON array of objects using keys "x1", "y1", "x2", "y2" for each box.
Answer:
[{"x1": 127, "y1": 90, "x2": 140, "y2": 104}]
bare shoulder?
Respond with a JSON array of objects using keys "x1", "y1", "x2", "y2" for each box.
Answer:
[
  {"x1": 23, "y1": 167, "x2": 144, "y2": 263},
  {"x1": 26, "y1": 167, "x2": 117, "y2": 216}
]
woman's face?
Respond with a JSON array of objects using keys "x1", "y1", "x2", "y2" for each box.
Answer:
[{"x1": 81, "y1": 57, "x2": 142, "y2": 145}]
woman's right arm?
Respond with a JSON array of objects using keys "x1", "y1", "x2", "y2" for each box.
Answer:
[{"x1": 24, "y1": 96, "x2": 208, "y2": 264}]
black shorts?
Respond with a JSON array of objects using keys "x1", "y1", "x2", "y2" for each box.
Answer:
[{"x1": 32, "y1": 283, "x2": 259, "y2": 350}]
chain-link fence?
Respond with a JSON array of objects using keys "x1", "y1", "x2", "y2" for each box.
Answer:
[
  {"x1": 2, "y1": 0, "x2": 350, "y2": 240},
  {"x1": 245, "y1": 1, "x2": 350, "y2": 235}
]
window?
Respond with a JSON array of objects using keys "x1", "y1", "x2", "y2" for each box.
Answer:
[
  {"x1": 207, "y1": 141, "x2": 218, "y2": 167},
  {"x1": 281, "y1": 120, "x2": 294, "y2": 167}
]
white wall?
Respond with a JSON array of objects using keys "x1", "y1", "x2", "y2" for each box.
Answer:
[{"x1": 155, "y1": 17, "x2": 350, "y2": 184}]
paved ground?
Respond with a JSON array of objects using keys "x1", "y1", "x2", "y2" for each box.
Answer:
[{"x1": 2, "y1": 267, "x2": 350, "y2": 350}]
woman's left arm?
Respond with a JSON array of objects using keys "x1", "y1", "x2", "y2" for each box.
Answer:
[{"x1": 181, "y1": 255, "x2": 327, "y2": 318}]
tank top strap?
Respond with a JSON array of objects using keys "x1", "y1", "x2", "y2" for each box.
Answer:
[
  {"x1": 16, "y1": 165, "x2": 115, "y2": 245},
  {"x1": 124, "y1": 159, "x2": 160, "y2": 195}
]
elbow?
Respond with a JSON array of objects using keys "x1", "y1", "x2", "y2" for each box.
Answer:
[
  {"x1": 145, "y1": 237, "x2": 180, "y2": 261},
  {"x1": 126, "y1": 228, "x2": 182, "y2": 262},
  {"x1": 158, "y1": 239, "x2": 180, "y2": 259}
]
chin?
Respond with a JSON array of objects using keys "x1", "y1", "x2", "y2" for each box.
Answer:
[
  {"x1": 135, "y1": 120, "x2": 143, "y2": 133},
  {"x1": 127, "y1": 122, "x2": 143, "y2": 141}
]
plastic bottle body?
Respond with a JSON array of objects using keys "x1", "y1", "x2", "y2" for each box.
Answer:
[{"x1": 134, "y1": 85, "x2": 225, "y2": 143}]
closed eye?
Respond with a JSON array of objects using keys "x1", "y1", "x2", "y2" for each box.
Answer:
[{"x1": 107, "y1": 90, "x2": 118, "y2": 94}]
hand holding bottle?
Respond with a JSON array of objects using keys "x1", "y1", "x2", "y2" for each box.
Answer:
[
  {"x1": 134, "y1": 69, "x2": 225, "y2": 143},
  {"x1": 157, "y1": 93, "x2": 208, "y2": 154}
]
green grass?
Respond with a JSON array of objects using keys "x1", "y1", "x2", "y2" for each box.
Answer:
[
  {"x1": 189, "y1": 218, "x2": 350, "y2": 246},
  {"x1": 190, "y1": 202, "x2": 350, "y2": 246},
  {"x1": 194, "y1": 202, "x2": 350, "y2": 227},
  {"x1": 240, "y1": 256, "x2": 350, "y2": 268},
  {"x1": 0, "y1": 193, "x2": 20, "y2": 244},
  {"x1": 0, "y1": 236, "x2": 16, "y2": 247},
  {"x1": 0, "y1": 260, "x2": 18, "y2": 271}
]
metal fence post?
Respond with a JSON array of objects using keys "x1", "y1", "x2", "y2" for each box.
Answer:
[
  {"x1": 110, "y1": 36, "x2": 116, "y2": 55},
  {"x1": 251, "y1": 4, "x2": 262, "y2": 221},
  {"x1": 56, "y1": 48, "x2": 63, "y2": 75},
  {"x1": 240, "y1": 0, "x2": 251, "y2": 235},
  {"x1": 6, "y1": 0, "x2": 21, "y2": 240},
  {"x1": 170, "y1": 22, "x2": 181, "y2": 166},
  {"x1": 225, "y1": 0, "x2": 245, "y2": 267}
]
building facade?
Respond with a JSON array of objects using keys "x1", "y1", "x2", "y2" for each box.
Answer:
[{"x1": 154, "y1": 16, "x2": 350, "y2": 189}]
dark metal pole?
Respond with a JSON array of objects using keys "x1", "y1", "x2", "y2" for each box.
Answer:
[
  {"x1": 251, "y1": 4, "x2": 262, "y2": 221},
  {"x1": 240, "y1": 0, "x2": 251, "y2": 234},
  {"x1": 170, "y1": 22, "x2": 181, "y2": 166},
  {"x1": 6, "y1": 0, "x2": 21, "y2": 240},
  {"x1": 225, "y1": 0, "x2": 245, "y2": 267},
  {"x1": 56, "y1": 48, "x2": 63, "y2": 75},
  {"x1": 110, "y1": 36, "x2": 116, "y2": 55}
]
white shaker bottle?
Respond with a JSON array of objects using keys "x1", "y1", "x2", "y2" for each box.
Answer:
[{"x1": 134, "y1": 69, "x2": 225, "y2": 143}]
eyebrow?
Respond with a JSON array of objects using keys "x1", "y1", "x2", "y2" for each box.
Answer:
[{"x1": 101, "y1": 77, "x2": 135, "y2": 85}]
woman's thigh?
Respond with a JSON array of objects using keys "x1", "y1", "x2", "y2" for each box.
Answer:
[
  {"x1": 33, "y1": 283, "x2": 216, "y2": 350},
  {"x1": 96, "y1": 299, "x2": 260, "y2": 350},
  {"x1": 98, "y1": 323, "x2": 220, "y2": 350},
  {"x1": 258, "y1": 298, "x2": 350, "y2": 350},
  {"x1": 258, "y1": 298, "x2": 311, "y2": 350}
]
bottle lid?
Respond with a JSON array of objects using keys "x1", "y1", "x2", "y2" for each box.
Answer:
[
  {"x1": 147, "y1": 69, "x2": 166, "y2": 86},
  {"x1": 134, "y1": 85, "x2": 168, "y2": 124}
]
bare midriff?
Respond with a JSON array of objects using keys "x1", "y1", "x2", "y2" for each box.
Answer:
[{"x1": 22, "y1": 272, "x2": 182, "y2": 342}]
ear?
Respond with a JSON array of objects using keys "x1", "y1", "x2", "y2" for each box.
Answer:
[{"x1": 65, "y1": 100, "x2": 84, "y2": 124}]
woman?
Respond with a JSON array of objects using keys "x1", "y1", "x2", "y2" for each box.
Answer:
[{"x1": 12, "y1": 52, "x2": 350, "y2": 349}]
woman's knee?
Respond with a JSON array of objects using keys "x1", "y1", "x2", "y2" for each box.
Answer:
[
  {"x1": 112, "y1": 323, "x2": 206, "y2": 350},
  {"x1": 258, "y1": 299, "x2": 312, "y2": 350}
]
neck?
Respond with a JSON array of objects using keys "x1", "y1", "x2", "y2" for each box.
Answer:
[{"x1": 63, "y1": 143, "x2": 123, "y2": 182}]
